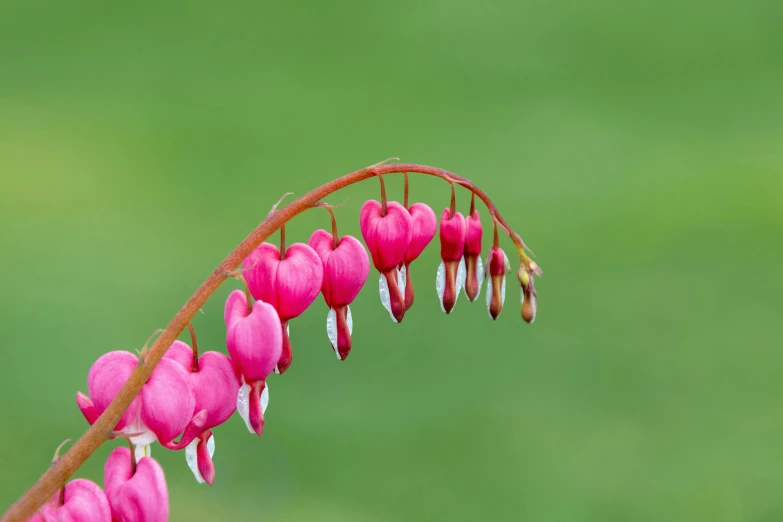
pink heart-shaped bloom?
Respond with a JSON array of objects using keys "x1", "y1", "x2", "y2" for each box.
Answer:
[
  {"x1": 360, "y1": 200, "x2": 412, "y2": 323},
  {"x1": 437, "y1": 209, "x2": 468, "y2": 314},
  {"x1": 309, "y1": 230, "x2": 370, "y2": 360},
  {"x1": 224, "y1": 290, "x2": 281, "y2": 436},
  {"x1": 464, "y1": 208, "x2": 484, "y2": 302},
  {"x1": 401, "y1": 202, "x2": 437, "y2": 310},
  {"x1": 76, "y1": 351, "x2": 197, "y2": 450},
  {"x1": 30, "y1": 479, "x2": 111, "y2": 522},
  {"x1": 104, "y1": 447, "x2": 168, "y2": 522},
  {"x1": 242, "y1": 242, "x2": 323, "y2": 374}
]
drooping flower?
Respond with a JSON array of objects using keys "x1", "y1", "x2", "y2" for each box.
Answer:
[
  {"x1": 224, "y1": 289, "x2": 282, "y2": 436},
  {"x1": 486, "y1": 246, "x2": 510, "y2": 320},
  {"x1": 360, "y1": 199, "x2": 412, "y2": 323},
  {"x1": 30, "y1": 479, "x2": 111, "y2": 522},
  {"x1": 162, "y1": 340, "x2": 239, "y2": 484},
  {"x1": 76, "y1": 351, "x2": 203, "y2": 460},
  {"x1": 308, "y1": 227, "x2": 370, "y2": 360},
  {"x1": 104, "y1": 446, "x2": 168, "y2": 522},
  {"x1": 400, "y1": 202, "x2": 436, "y2": 311},
  {"x1": 436, "y1": 208, "x2": 467, "y2": 314},
  {"x1": 463, "y1": 203, "x2": 484, "y2": 303},
  {"x1": 242, "y1": 241, "x2": 323, "y2": 374}
]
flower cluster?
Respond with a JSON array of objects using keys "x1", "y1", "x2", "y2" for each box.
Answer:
[{"x1": 26, "y1": 169, "x2": 540, "y2": 521}]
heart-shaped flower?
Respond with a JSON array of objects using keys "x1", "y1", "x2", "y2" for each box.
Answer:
[
  {"x1": 30, "y1": 479, "x2": 111, "y2": 522},
  {"x1": 224, "y1": 289, "x2": 282, "y2": 436},
  {"x1": 436, "y1": 208, "x2": 467, "y2": 314},
  {"x1": 360, "y1": 199, "x2": 412, "y2": 323},
  {"x1": 486, "y1": 246, "x2": 510, "y2": 320},
  {"x1": 104, "y1": 446, "x2": 168, "y2": 522},
  {"x1": 463, "y1": 207, "x2": 484, "y2": 302},
  {"x1": 400, "y1": 202, "x2": 436, "y2": 311},
  {"x1": 309, "y1": 229, "x2": 369, "y2": 360},
  {"x1": 242, "y1": 242, "x2": 323, "y2": 374}
]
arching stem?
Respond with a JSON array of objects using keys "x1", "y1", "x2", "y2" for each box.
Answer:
[{"x1": 2, "y1": 162, "x2": 540, "y2": 522}]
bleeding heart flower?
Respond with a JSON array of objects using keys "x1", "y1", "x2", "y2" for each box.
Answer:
[
  {"x1": 30, "y1": 479, "x2": 111, "y2": 522},
  {"x1": 400, "y1": 202, "x2": 437, "y2": 311},
  {"x1": 308, "y1": 228, "x2": 370, "y2": 360},
  {"x1": 486, "y1": 246, "x2": 510, "y2": 320},
  {"x1": 463, "y1": 207, "x2": 484, "y2": 303},
  {"x1": 360, "y1": 199, "x2": 412, "y2": 323},
  {"x1": 436, "y1": 208, "x2": 467, "y2": 314},
  {"x1": 162, "y1": 340, "x2": 239, "y2": 484},
  {"x1": 104, "y1": 447, "x2": 168, "y2": 522},
  {"x1": 518, "y1": 266, "x2": 538, "y2": 324},
  {"x1": 76, "y1": 351, "x2": 202, "y2": 460},
  {"x1": 224, "y1": 289, "x2": 282, "y2": 436},
  {"x1": 242, "y1": 242, "x2": 323, "y2": 374}
]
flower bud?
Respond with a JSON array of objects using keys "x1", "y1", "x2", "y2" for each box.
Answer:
[
  {"x1": 360, "y1": 200, "x2": 412, "y2": 322},
  {"x1": 518, "y1": 267, "x2": 537, "y2": 323},
  {"x1": 486, "y1": 246, "x2": 510, "y2": 320},
  {"x1": 436, "y1": 208, "x2": 467, "y2": 314}
]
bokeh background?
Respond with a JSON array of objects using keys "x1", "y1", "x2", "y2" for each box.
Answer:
[{"x1": 1, "y1": 0, "x2": 782, "y2": 520}]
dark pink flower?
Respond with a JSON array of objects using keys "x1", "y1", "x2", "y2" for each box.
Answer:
[
  {"x1": 242, "y1": 242, "x2": 323, "y2": 374},
  {"x1": 104, "y1": 447, "x2": 168, "y2": 522},
  {"x1": 224, "y1": 290, "x2": 282, "y2": 436},
  {"x1": 30, "y1": 479, "x2": 111, "y2": 522},
  {"x1": 360, "y1": 199, "x2": 412, "y2": 323},
  {"x1": 401, "y1": 202, "x2": 436, "y2": 311},
  {"x1": 486, "y1": 246, "x2": 510, "y2": 320},
  {"x1": 463, "y1": 208, "x2": 484, "y2": 302},
  {"x1": 436, "y1": 208, "x2": 467, "y2": 314},
  {"x1": 162, "y1": 340, "x2": 239, "y2": 484},
  {"x1": 308, "y1": 229, "x2": 370, "y2": 360},
  {"x1": 76, "y1": 351, "x2": 201, "y2": 460}
]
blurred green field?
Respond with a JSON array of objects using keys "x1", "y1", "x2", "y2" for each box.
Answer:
[{"x1": 1, "y1": 0, "x2": 782, "y2": 520}]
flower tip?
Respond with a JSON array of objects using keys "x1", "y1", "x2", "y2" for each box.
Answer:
[{"x1": 76, "y1": 392, "x2": 98, "y2": 425}]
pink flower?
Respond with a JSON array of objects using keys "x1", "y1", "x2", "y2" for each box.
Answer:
[
  {"x1": 400, "y1": 202, "x2": 437, "y2": 311},
  {"x1": 104, "y1": 447, "x2": 168, "y2": 522},
  {"x1": 486, "y1": 246, "x2": 510, "y2": 320},
  {"x1": 463, "y1": 208, "x2": 484, "y2": 303},
  {"x1": 30, "y1": 479, "x2": 111, "y2": 522},
  {"x1": 76, "y1": 351, "x2": 202, "y2": 460},
  {"x1": 224, "y1": 290, "x2": 282, "y2": 436},
  {"x1": 308, "y1": 229, "x2": 370, "y2": 360},
  {"x1": 436, "y1": 208, "x2": 467, "y2": 314},
  {"x1": 162, "y1": 340, "x2": 239, "y2": 484},
  {"x1": 242, "y1": 242, "x2": 323, "y2": 374},
  {"x1": 360, "y1": 200, "x2": 412, "y2": 323}
]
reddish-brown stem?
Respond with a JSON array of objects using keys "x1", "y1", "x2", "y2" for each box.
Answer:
[
  {"x1": 470, "y1": 192, "x2": 476, "y2": 215},
  {"x1": 493, "y1": 221, "x2": 500, "y2": 248},
  {"x1": 377, "y1": 173, "x2": 388, "y2": 216},
  {"x1": 321, "y1": 205, "x2": 340, "y2": 248},
  {"x1": 187, "y1": 323, "x2": 199, "y2": 372},
  {"x1": 1, "y1": 163, "x2": 537, "y2": 521},
  {"x1": 403, "y1": 172, "x2": 409, "y2": 209},
  {"x1": 279, "y1": 224, "x2": 287, "y2": 260},
  {"x1": 447, "y1": 178, "x2": 456, "y2": 218}
]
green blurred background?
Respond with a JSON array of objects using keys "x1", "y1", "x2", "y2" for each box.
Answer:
[{"x1": 1, "y1": 0, "x2": 782, "y2": 520}]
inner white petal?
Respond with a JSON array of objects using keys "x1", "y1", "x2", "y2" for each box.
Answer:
[
  {"x1": 326, "y1": 308, "x2": 338, "y2": 352},
  {"x1": 436, "y1": 262, "x2": 446, "y2": 313},
  {"x1": 486, "y1": 275, "x2": 494, "y2": 318},
  {"x1": 378, "y1": 273, "x2": 398, "y2": 323},
  {"x1": 236, "y1": 380, "x2": 254, "y2": 434},
  {"x1": 133, "y1": 444, "x2": 151, "y2": 463},
  {"x1": 473, "y1": 256, "x2": 485, "y2": 302},
  {"x1": 261, "y1": 382, "x2": 269, "y2": 415},
  {"x1": 185, "y1": 438, "x2": 204, "y2": 484},
  {"x1": 346, "y1": 305, "x2": 353, "y2": 335},
  {"x1": 398, "y1": 265, "x2": 407, "y2": 297}
]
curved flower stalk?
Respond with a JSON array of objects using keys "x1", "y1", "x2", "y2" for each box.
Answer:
[
  {"x1": 242, "y1": 228, "x2": 323, "y2": 374},
  {"x1": 309, "y1": 205, "x2": 370, "y2": 360},
  {"x1": 4, "y1": 163, "x2": 542, "y2": 522}
]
